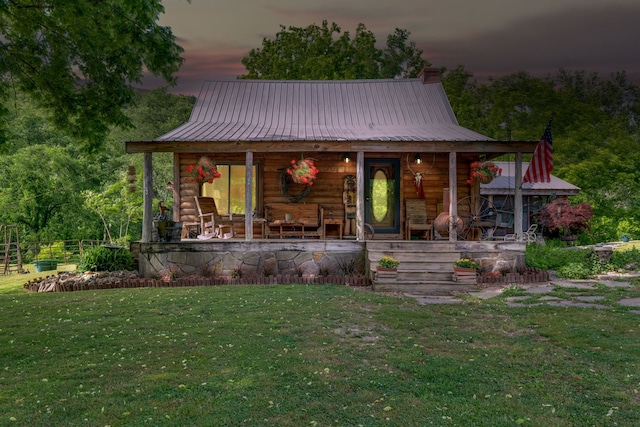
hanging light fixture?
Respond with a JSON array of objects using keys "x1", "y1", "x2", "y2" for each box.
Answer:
[
  {"x1": 414, "y1": 154, "x2": 422, "y2": 164},
  {"x1": 343, "y1": 153, "x2": 351, "y2": 163}
]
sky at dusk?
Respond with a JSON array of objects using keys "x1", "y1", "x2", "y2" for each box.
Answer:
[{"x1": 146, "y1": 0, "x2": 640, "y2": 95}]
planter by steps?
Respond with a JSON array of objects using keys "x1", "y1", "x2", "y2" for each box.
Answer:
[
  {"x1": 452, "y1": 266, "x2": 477, "y2": 284},
  {"x1": 375, "y1": 266, "x2": 398, "y2": 282}
]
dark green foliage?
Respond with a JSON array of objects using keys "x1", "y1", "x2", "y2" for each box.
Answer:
[
  {"x1": 79, "y1": 246, "x2": 134, "y2": 272},
  {"x1": 525, "y1": 240, "x2": 584, "y2": 270},
  {"x1": 526, "y1": 242, "x2": 639, "y2": 279},
  {"x1": 241, "y1": 21, "x2": 427, "y2": 80},
  {"x1": 0, "y1": 1, "x2": 183, "y2": 149},
  {"x1": 442, "y1": 67, "x2": 640, "y2": 243},
  {"x1": 608, "y1": 247, "x2": 640, "y2": 270}
]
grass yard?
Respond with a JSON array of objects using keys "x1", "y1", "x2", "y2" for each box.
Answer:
[{"x1": 1, "y1": 277, "x2": 639, "y2": 426}]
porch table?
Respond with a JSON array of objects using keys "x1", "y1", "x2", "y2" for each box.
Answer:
[
  {"x1": 272, "y1": 219, "x2": 306, "y2": 239},
  {"x1": 228, "y1": 216, "x2": 267, "y2": 238},
  {"x1": 323, "y1": 218, "x2": 343, "y2": 239}
]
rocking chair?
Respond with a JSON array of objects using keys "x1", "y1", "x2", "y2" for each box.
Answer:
[{"x1": 194, "y1": 196, "x2": 232, "y2": 238}]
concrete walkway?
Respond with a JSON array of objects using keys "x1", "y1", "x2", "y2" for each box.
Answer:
[{"x1": 408, "y1": 273, "x2": 640, "y2": 314}]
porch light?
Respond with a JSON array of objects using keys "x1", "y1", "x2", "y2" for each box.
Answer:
[
  {"x1": 343, "y1": 153, "x2": 351, "y2": 163},
  {"x1": 414, "y1": 154, "x2": 422, "y2": 164}
]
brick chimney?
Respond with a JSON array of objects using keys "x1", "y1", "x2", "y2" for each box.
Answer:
[{"x1": 418, "y1": 67, "x2": 440, "y2": 84}]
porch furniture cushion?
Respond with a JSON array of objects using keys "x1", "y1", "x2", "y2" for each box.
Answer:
[
  {"x1": 194, "y1": 197, "x2": 232, "y2": 238},
  {"x1": 264, "y1": 203, "x2": 324, "y2": 238},
  {"x1": 405, "y1": 199, "x2": 432, "y2": 240}
]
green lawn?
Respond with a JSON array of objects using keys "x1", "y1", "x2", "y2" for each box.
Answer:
[{"x1": 1, "y1": 277, "x2": 639, "y2": 426}]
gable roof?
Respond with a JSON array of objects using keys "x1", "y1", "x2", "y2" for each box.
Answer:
[
  {"x1": 480, "y1": 161, "x2": 580, "y2": 196},
  {"x1": 155, "y1": 79, "x2": 493, "y2": 142}
]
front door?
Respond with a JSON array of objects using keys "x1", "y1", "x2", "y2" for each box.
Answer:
[{"x1": 365, "y1": 158, "x2": 400, "y2": 235}]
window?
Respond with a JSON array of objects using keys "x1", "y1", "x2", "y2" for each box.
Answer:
[{"x1": 202, "y1": 164, "x2": 257, "y2": 215}]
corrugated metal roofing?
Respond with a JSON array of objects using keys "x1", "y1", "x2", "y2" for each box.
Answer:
[
  {"x1": 481, "y1": 162, "x2": 580, "y2": 195},
  {"x1": 155, "y1": 79, "x2": 493, "y2": 142}
]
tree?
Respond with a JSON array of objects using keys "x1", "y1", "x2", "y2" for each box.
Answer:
[
  {"x1": 0, "y1": 1, "x2": 184, "y2": 150},
  {"x1": 240, "y1": 21, "x2": 428, "y2": 80},
  {"x1": 537, "y1": 198, "x2": 592, "y2": 238}
]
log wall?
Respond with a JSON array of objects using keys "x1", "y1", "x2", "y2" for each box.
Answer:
[{"x1": 176, "y1": 152, "x2": 475, "y2": 228}]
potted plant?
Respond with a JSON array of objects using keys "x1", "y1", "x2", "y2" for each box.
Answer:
[
  {"x1": 377, "y1": 256, "x2": 400, "y2": 271},
  {"x1": 186, "y1": 156, "x2": 221, "y2": 184},
  {"x1": 287, "y1": 158, "x2": 319, "y2": 186},
  {"x1": 467, "y1": 161, "x2": 502, "y2": 184},
  {"x1": 453, "y1": 258, "x2": 478, "y2": 273},
  {"x1": 452, "y1": 258, "x2": 478, "y2": 284},
  {"x1": 536, "y1": 198, "x2": 592, "y2": 244}
]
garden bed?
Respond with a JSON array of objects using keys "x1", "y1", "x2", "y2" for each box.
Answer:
[
  {"x1": 478, "y1": 268, "x2": 549, "y2": 286},
  {"x1": 23, "y1": 271, "x2": 370, "y2": 293}
]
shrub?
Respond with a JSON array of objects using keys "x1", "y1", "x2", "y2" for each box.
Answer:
[
  {"x1": 35, "y1": 241, "x2": 73, "y2": 261},
  {"x1": 556, "y1": 262, "x2": 592, "y2": 279},
  {"x1": 79, "y1": 246, "x2": 134, "y2": 272},
  {"x1": 537, "y1": 198, "x2": 592, "y2": 238},
  {"x1": 609, "y1": 247, "x2": 640, "y2": 271},
  {"x1": 525, "y1": 241, "x2": 584, "y2": 270}
]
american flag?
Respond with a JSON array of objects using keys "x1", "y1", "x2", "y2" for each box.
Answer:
[{"x1": 523, "y1": 119, "x2": 553, "y2": 183}]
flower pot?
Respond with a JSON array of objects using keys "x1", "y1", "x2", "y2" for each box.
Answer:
[
  {"x1": 34, "y1": 259, "x2": 58, "y2": 272},
  {"x1": 453, "y1": 266, "x2": 476, "y2": 274},
  {"x1": 560, "y1": 234, "x2": 578, "y2": 245},
  {"x1": 478, "y1": 175, "x2": 494, "y2": 184},
  {"x1": 452, "y1": 266, "x2": 477, "y2": 284}
]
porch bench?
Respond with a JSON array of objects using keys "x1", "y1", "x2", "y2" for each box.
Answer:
[{"x1": 265, "y1": 203, "x2": 324, "y2": 239}]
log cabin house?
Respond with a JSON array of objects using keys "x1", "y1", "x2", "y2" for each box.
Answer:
[{"x1": 126, "y1": 68, "x2": 539, "y2": 294}]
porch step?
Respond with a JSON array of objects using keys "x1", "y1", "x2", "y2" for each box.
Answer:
[{"x1": 366, "y1": 240, "x2": 478, "y2": 295}]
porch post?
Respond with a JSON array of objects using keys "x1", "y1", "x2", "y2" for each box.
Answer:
[
  {"x1": 514, "y1": 152, "x2": 523, "y2": 239},
  {"x1": 245, "y1": 151, "x2": 254, "y2": 241},
  {"x1": 448, "y1": 151, "x2": 458, "y2": 241},
  {"x1": 356, "y1": 151, "x2": 365, "y2": 241},
  {"x1": 142, "y1": 152, "x2": 153, "y2": 242}
]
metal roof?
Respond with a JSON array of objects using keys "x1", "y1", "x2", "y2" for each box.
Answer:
[
  {"x1": 155, "y1": 79, "x2": 494, "y2": 142},
  {"x1": 480, "y1": 162, "x2": 580, "y2": 196}
]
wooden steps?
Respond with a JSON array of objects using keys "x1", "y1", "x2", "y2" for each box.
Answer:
[{"x1": 366, "y1": 241, "x2": 478, "y2": 295}]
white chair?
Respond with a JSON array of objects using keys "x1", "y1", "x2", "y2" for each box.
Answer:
[
  {"x1": 504, "y1": 224, "x2": 538, "y2": 243},
  {"x1": 522, "y1": 224, "x2": 538, "y2": 243}
]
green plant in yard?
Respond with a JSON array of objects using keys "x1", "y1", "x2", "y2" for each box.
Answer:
[
  {"x1": 78, "y1": 246, "x2": 134, "y2": 272},
  {"x1": 556, "y1": 262, "x2": 593, "y2": 279},
  {"x1": 34, "y1": 241, "x2": 72, "y2": 261},
  {"x1": 231, "y1": 265, "x2": 243, "y2": 278},
  {"x1": 609, "y1": 247, "x2": 640, "y2": 271}
]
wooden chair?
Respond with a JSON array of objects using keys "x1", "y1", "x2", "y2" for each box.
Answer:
[
  {"x1": 194, "y1": 196, "x2": 232, "y2": 238},
  {"x1": 405, "y1": 199, "x2": 432, "y2": 240}
]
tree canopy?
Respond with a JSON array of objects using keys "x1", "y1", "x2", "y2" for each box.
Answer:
[
  {"x1": 240, "y1": 21, "x2": 428, "y2": 80},
  {"x1": 0, "y1": 0, "x2": 184, "y2": 150},
  {"x1": 442, "y1": 66, "x2": 640, "y2": 242}
]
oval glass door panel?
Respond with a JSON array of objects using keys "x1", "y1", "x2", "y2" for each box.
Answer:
[{"x1": 371, "y1": 168, "x2": 394, "y2": 227}]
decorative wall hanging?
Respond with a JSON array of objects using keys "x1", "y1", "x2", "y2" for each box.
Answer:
[
  {"x1": 280, "y1": 157, "x2": 319, "y2": 203},
  {"x1": 287, "y1": 158, "x2": 319, "y2": 185},
  {"x1": 406, "y1": 154, "x2": 435, "y2": 199}
]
